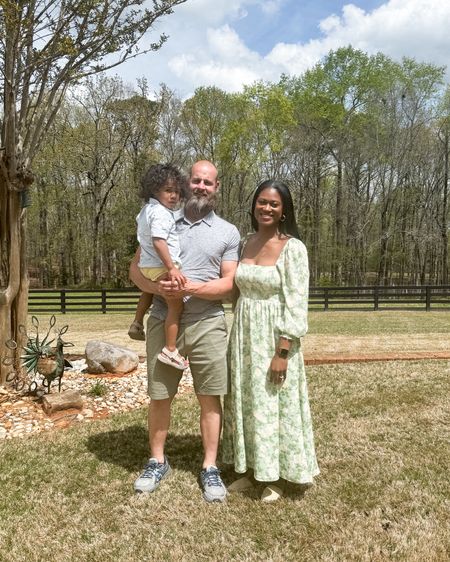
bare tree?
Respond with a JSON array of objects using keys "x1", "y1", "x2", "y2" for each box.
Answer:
[{"x1": 0, "y1": 0, "x2": 187, "y2": 383}]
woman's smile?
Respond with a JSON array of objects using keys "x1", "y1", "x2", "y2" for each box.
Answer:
[{"x1": 254, "y1": 187, "x2": 283, "y2": 226}]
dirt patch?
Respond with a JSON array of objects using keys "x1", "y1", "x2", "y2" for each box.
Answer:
[{"x1": 303, "y1": 333, "x2": 450, "y2": 362}]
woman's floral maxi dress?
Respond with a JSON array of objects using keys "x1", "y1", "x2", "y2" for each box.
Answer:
[{"x1": 222, "y1": 238, "x2": 319, "y2": 483}]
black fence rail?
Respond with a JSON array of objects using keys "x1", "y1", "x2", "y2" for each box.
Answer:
[
  {"x1": 309, "y1": 285, "x2": 450, "y2": 311},
  {"x1": 28, "y1": 285, "x2": 450, "y2": 313},
  {"x1": 28, "y1": 288, "x2": 142, "y2": 314}
]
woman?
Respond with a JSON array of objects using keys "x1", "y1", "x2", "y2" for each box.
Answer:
[{"x1": 222, "y1": 179, "x2": 319, "y2": 502}]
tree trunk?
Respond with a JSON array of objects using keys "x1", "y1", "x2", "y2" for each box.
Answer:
[
  {"x1": 0, "y1": 187, "x2": 29, "y2": 385},
  {"x1": 442, "y1": 130, "x2": 449, "y2": 284},
  {"x1": 333, "y1": 157, "x2": 343, "y2": 284}
]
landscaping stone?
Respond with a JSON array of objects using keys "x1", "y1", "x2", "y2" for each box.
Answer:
[
  {"x1": 42, "y1": 390, "x2": 83, "y2": 415},
  {"x1": 85, "y1": 340, "x2": 139, "y2": 374}
]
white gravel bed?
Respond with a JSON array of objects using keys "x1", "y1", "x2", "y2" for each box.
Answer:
[{"x1": 0, "y1": 360, "x2": 193, "y2": 440}]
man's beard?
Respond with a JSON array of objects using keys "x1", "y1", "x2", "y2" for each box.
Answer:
[{"x1": 184, "y1": 191, "x2": 217, "y2": 221}]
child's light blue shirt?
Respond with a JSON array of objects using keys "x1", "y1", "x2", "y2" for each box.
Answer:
[{"x1": 137, "y1": 198, "x2": 181, "y2": 268}]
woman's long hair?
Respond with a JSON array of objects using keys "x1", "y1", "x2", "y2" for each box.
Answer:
[{"x1": 250, "y1": 180, "x2": 300, "y2": 239}]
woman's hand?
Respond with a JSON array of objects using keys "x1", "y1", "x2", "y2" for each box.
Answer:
[{"x1": 269, "y1": 355, "x2": 288, "y2": 386}]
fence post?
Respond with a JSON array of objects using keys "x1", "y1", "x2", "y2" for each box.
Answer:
[
  {"x1": 425, "y1": 286, "x2": 431, "y2": 311},
  {"x1": 374, "y1": 286, "x2": 379, "y2": 311},
  {"x1": 324, "y1": 287, "x2": 329, "y2": 311},
  {"x1": 101, "y1": 289, "x2": 107, "y2": 314},
  {"x1": 61, "y1": 289, "x2": 66, "y2": 314}
]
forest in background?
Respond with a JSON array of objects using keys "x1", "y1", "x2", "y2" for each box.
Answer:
[{"x1": 27, "y1": 46, "x2": 450, "y2": 288}]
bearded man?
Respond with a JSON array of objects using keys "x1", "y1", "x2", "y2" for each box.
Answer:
[{"x1": 129, "y1": 160, "x2": 240, "y2": 502}]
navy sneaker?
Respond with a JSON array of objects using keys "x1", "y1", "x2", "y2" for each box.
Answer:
[
  {"x1": 200, "y1": 466, "x2": 227, "y2": 503},
  {"x1": 134, "y1": 457, "x2": 171, "y2": 494}
]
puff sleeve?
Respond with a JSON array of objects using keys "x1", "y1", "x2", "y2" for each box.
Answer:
[
  {"x1": 275, "y1": 238, "x2": 309, "y2": 341},
  {"x1": 147, "y1": 204, "x2": 174, "y2": 240}
]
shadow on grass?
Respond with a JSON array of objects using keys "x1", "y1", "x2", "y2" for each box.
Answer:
[{"x1": 86, "y1": 425, "x2": 203, "y2": 477}]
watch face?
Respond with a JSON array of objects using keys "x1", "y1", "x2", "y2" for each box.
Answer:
[{"x1": 277, "y1": 348, "x2": 289, "y2": 358}]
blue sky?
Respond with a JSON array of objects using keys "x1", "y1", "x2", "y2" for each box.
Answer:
[
  {"x1": 232, "y1": 1, "x2": 384, "y2": 53},
  {"x1": 113, "y1": 0, "x2": 450, "y2": 97}
]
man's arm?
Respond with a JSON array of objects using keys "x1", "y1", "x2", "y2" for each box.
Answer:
[
  {"x1": 129, "y1": 247, "x2": 160, "y2": 294},
  {"x1": 160, "y1": 260, "x2": 238, "y2": 301}
]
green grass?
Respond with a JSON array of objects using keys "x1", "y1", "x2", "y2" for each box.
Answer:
[
  {"x1": 24, "y1": 310, "x2": 450, "y2": 355},
  {"x1": 29, "y1": 309, "x2": 450, "y2": 336},
  {"x1": 307, "y1": 310, "x2": 450, "y2": 335},
  {"x1": 1, "y1": 360, "x2": 449, "y2": 561}
]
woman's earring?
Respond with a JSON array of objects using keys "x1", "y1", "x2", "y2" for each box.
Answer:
[{"x1": 280, "y1": 214, "x2": 286, "y2": 222}]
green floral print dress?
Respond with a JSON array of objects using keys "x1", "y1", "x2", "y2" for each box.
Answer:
[{"x1": 222, "y1": 238, "x2": 319, "y2": 484}]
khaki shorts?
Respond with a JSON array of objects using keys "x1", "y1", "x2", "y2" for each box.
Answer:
[
  {"x1": 146, "y1": 315, "x2": 228, "y2": 399},
  {"x1": 140, "y1": 263, "x2": 181, "y2": 282}
]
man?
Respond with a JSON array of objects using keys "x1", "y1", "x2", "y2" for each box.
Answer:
[{"x1": 129, "y1": 160, "x2": 240, "y2": 502}]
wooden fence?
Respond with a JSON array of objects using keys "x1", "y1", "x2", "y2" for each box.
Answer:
[{"x1": 27, "y1": 285, "x2": 450, "y2": 313}]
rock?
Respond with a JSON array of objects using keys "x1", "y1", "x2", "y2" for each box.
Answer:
[
  {"x1": 42, "y1": 391, "x2": 83, "y2": 415},
  {"x1": 85, "y1": 341, "x2": 139, "y2": 374}
]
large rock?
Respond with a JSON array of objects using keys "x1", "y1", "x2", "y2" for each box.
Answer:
[
  {"x1": 85, "y1": 340, "x2": 139, "y2": 374},
  {"x1": 42, "y1": 390, "x2": 83, "y2": 415}
]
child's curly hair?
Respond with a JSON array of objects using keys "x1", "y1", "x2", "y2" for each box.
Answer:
[{"x1": 139, "y1": 163, "x2": 189, "y2": 201}]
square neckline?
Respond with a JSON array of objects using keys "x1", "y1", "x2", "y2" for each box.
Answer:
[{"x1": 239, "y1": 237, "x2": 292, "y2": 268}]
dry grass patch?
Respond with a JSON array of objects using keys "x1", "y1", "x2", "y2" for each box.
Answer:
[
  {"x1": 1, "y1": 360, "x2": 449, "y2": 561},
  {"x1": 306, "y1": 310, "x2": 450, "y2": 358}
]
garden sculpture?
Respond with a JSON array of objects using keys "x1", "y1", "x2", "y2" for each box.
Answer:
[
  {"x1": 2, "y1": 315, "x2": 73, "y2": 394},
  {"x1": 21, "y1": 316, "x2": 73, "y2": 393}
]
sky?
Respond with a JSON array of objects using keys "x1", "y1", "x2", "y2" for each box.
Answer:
[{"x1": 114, "y1": 0, "x2": 450, "y2": 98}]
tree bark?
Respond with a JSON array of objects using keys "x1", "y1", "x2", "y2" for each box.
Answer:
[
  {"x1": 0, "y1": 187, "x2": 28, "y2": 385},
  {"x1": 442, "y1": 129, "x2": 449, "y2": 284}
]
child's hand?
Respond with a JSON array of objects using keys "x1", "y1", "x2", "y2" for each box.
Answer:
[{"x1": 168, "y1": 267, "x2": 186, "y2": 288}]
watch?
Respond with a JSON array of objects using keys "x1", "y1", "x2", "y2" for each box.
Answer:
[{"x1": 276, "y1": 348, "x2": 289, "y2": 359}]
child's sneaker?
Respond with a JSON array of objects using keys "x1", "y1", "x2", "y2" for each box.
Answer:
[
  {"x1": 128, "y1": 321, "x2": 145, "y2": 341},
  {"x1": 157, "y1": 347, "x2": 188, "y2": 370}
]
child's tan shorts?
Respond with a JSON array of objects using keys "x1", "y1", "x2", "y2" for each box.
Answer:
[{"x1": 140, "y1": 263, "x2": 181, "y2": 281}]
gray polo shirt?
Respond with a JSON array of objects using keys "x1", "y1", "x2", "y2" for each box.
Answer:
[{"x1": 150, "y1": 211, "x2": 240, "y2": 325}]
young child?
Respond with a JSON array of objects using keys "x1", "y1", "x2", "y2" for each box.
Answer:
[{"x1": 128, "y1": 163, "x2": 189, "y2": 370}]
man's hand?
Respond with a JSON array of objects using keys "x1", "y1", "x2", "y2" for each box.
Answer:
[{"x1": 158, "y1": 278, "x2": 186, "y2": 299}]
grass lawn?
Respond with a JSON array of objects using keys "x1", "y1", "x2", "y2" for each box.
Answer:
[
  {"x1": 1, "y1": 359, "x2": 449, "y2": 561},
  {"x1": 28, "y1": 309, "x2": 450, "y2": 336},
  {"x1": 26, "y1": 310, "x2": 450, "y2": 357},
  {"x1": 308, "y1": 310, "x2": 450, "y2": 335}
]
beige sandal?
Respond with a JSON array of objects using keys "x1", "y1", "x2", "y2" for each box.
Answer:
[
  {"x1": 128, "y1": 321, "x2": 145, "y2": 341},
  {"x1": 261, "y1": 483, "x2": 285, "y2": 502},
  {"x1": 228, "y1": 476, "x2": 255, "y2": 493},
  {"x1": 157, "y1": 347, "x2": 188, "y2": 370}
]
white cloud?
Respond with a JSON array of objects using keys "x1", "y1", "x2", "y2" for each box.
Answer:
[
  {"x1": 168, "y1": 25, "x2": 274, "y2": 93},
  {"x1": 267, "y1": 0, "x2": 450, "y2": 85},
  {"x1": 116, "y1": 0, "x2": 450, "y2": 96},
  {"x1": 261, "y1": 0, "x2": 284, "y2": 16},
  {"x1": 173, "y1": 0, "x2": 252, "y2": 26},
  {"x1": 314, "y1": 1, "x2": 450, "y2": 68}
]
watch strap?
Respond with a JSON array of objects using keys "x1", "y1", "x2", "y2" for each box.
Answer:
[{"x1": 276, "y1": 347, "x2": 289, "y2": 359}]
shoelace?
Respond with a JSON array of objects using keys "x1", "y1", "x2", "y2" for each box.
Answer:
[
  {"x1": 142, "y1": 461, "x2": 165, "y2": 480},
  {"x1": 203, "y1": 469, "x2": 222, "y2": 487}
]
